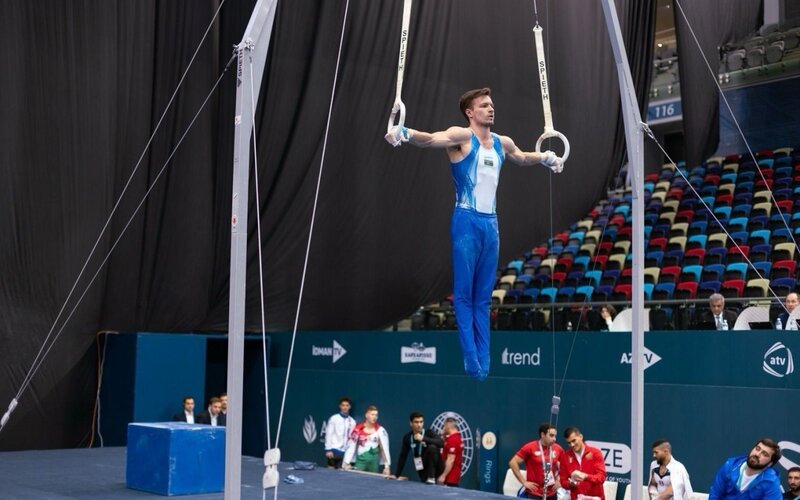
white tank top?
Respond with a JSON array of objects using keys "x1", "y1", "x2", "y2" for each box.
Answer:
[{"x1": 473, "y1": 145, "x2": 501, "y2": 214}]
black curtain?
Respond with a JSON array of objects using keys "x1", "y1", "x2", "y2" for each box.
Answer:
[
  {"x1": 673, "y1": 0, "x2": 762, "y2": 167},
  {"x1": 0, "y1": 0, "x2": 653, "y2": 450}
]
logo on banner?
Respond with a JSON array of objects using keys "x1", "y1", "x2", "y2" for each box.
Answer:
[
  {"x1": 431, "y1": 411, "x2": 473, "y2": 477},
  {"x1": 620, "y1": 347, "x2": 662, "y2": 369},
  {"x1": 501, "y1": 347, "x2": 541, "y2": 366},
  {"x1": 311, "y1": 340, "x2": 347, "y2": 363},
  {"x1": 401, "y1": 342, "x2": 437, "y2": 364},
  {"x1": 481, "y1": 431, "x2": 497, "y2": 450},
  {"x1": 589, "y1": 440, "x2": 632, "y2": 475},
  {"x1": 779, "y1": 440, "x2": 800, "y2": 470},
  {"x1": 303, "y1": 415, "x2": 318, "y2": 444},
  {"x1": 763, "y1": 342, "x2": 794, "y2": 378}
]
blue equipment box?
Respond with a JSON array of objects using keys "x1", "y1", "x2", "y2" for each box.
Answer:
[{"x1": 126, "y1": 422, "x2": 225, "y2": 495}]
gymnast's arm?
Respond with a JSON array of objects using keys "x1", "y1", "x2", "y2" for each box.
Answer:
[
  {"x1": 500, "y1": 136, "x2": 555, "y2": 166},
  {"x1": 385, "y1": 125, "x2": 471, "y2": 148},
  {"x1": 407, "y1": 126, "x2": 471, "y2": 148}
]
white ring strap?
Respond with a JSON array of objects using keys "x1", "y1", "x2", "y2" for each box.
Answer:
[
  {"x1": 533, "y1": 25, "x2": 570, "y2": 163},
  {"x1": 387, "y1": 0, "x2": 412, "y2": 133}
]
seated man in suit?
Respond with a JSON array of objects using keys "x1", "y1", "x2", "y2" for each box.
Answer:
[
  {"x1": 695, "y1": 293, "x2": 738, "y2": 330},
  {"x1": 196, "y1": 397, "x2": 225, "y2": 426},
  {"x1": 172, "y1": 395, "x2": 195, "y2": 423},
  {"x1": 775, "y1": 292, "x2": 799, "y2": 330}
]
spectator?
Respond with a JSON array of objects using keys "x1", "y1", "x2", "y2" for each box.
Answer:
[
  {"x1": 599, "y1": 304, "x2": 617, "y2": 330},
  {"x1": 196, "y1": 397, "x2": 225, "y2": 426},
  {"x1": 437, "y1": 417, "x2": 463, "y2": 487},
  {"x1": 219, "y1": 392, "x2": 228, "y2": 415},
  {"x1": 696, "y1": 293, "x2": 738, "y2": 330},
  {"x1": 785, "y1": 467, "x2": 800, "y2": 500},
  {"x1": 391, "y1": 411, "x2": 443, "y2": 484},
  {"x1": 559, "y1": 426, "x2": 607, "y2": 500},
  {"x1": 709, "y1": 438, "x2": 782, "y2": 500},
  {"x1": 776, "y1": 293, "x2": 799, "y2": 330},
  {"x1": 648, "y1": 439, "x2": 693, "y2": 500},
  {"x1": 343, "y1": 405, "x2": 391, "y2": 475},
  {"x1": 172, "y1": 395, "x2": 195, "y2": 423},
  {"x1": 324, "y1": 397, "x2": 355, "y2": 469},
  {"x1": 509, "y1": 422, "x2": 564, "y2": 499}
]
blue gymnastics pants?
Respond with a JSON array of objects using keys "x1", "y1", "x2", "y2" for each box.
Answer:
[{"x1": 450, "y1": 208, "x2": 498, "y2": 381}]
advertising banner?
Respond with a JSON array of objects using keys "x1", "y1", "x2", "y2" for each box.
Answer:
[{"x1": 267, "y1": 330, "x2": 799, "y2": 494}]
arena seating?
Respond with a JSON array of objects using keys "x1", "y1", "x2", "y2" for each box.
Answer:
[
  {"x1": 413, "y1": 146, "x2": 800, "y2": 330},
  {"x1": 484, "y1": 146, "x2": 800, "y2": 330}
]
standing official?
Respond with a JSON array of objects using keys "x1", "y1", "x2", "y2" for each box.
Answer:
[
  {"x1": 438, "y1": 417, "x2": 463, "y2": 487},
  {"x1": 509, "y1": 423, "x2": 565, "y2": 499},
  {"x1": 559, "y1": 426, "x2": 607, "y2": 500},
  {"x1": 323, "y1": 397, "x2": 355, "y2": 469}
]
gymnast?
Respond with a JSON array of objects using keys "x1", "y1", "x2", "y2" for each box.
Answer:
[{"x1": 385, "y1": 87, "x2": 563, "y2": 380}]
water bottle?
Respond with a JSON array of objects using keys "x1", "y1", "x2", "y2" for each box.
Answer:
[
  {"x1": 566, "y1": 321, "x2": 573, "y2": 331},
  {"x1": 790, "y1": 318, "x2": 798, "y2": 331},
  {"x1": 722, "y1": 319, "x2": 728, "y2": 331},
  {"x1": 776, "y1": 317, "x2": 783, "y2": 330}
]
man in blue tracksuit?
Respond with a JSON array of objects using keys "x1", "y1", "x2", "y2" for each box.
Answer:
[
  {"x1": 709, "y1": 438, "x2": 783, "y2": 500},
  {"x1": 385, "y1": 87, "x2": 563, "y2": 380}
]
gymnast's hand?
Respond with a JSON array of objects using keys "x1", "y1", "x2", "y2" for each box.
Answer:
[
  {"x1": 385, "y1": 125, "x2": 412, "y2": 147},
  {"x1": 541, "y1": 150, "x2": 563, "y2": 173}
]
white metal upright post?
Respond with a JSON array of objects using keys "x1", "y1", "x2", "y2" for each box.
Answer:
[
  {"x1": 226, "y1": 1, "x2": 278, "y2": 498},
  {"x1": 599, "y1": 1, "x2": 645, "y2": 499}
]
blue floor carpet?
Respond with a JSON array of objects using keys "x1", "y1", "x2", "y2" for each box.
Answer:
[{"x1": 0, "y1": 447, "x2": 505, "y2": 499}]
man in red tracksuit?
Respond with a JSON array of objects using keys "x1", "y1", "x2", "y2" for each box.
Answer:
[
  {"x1": 559, "y1": 426, "x2": 607, "y2": 499},
  {"x1": 437, "y1": 417, "x2": 464, "y2": 487},
  {"x1": 509, "y1": 422, "x2": 565, "y2": 499}
]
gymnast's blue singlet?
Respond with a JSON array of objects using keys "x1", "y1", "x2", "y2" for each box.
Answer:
[{"x1": 449, "y1": 132, "x2": 504, "y2": 380}]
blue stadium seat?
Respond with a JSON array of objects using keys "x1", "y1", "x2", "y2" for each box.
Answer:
[
  {"x1": 724, "y1": 262, "x2": 748, "y2": 281},
  {"x1": 653, "y1": 283, "x2": 675, "y2": 300},
  {"x1": 575, "y1": 286, "x2": 594, "y2": 302},
  {"x1": 731, "y1": 205, "x2": 751, "y2": 218},
  {"x1": 680, "y1": 265, "x2": 703, "y2": 282},
  {"x1": 556, "y1": 287, "x2": 575, "y2": 303},
  {"x1": 730, "y1": 231, "x2": 749, "y2": 245},
  {"x1": 714, "y1": 206, "x2": 732, "y2": 219},
  {"x1": 751, "y1": 261, "x2": 771, "y2": 279},
  {"x1": 771, "y1": 278, "x2": 796, "y2": 296},
  {"x1": 523, "y1": 288, "x2": 540, "y2": 301},
  {"x1": 573, "y1": 255, "x2": 591, "y2": 269},
  {"x1": 596, "y1": 284, "x2": 614, "y2": 298},
  {"x1": 584, "y1": 270, "x2": 602, "y2": 287},
  {"x1": 698, "y1": 280, "x2": 722, "y2": 296},
  {"x1": 771, "y1": 227, "x2": 792, "y2": 243},
  {"x1": 702, "y1": 264, "x2": 725, "y2": 282},
  {"x1": 749, "y1": 229, "x2": 771, "y2": 245},
  {"x1": 538, "y1": 287, "x2": 558, "y2": 303},
  {"x1": 568, "y1": 231, "x2": 585, "y2": 243},
  {"x1": 689, "y1": 220, "x2": 708, "y2": 235},
  {"x1": 728, "y1": 217, "x2": 748, "y2": 232},
  {"x1": 687, "y1": 234, "x2": 707, "y2": 249}
]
